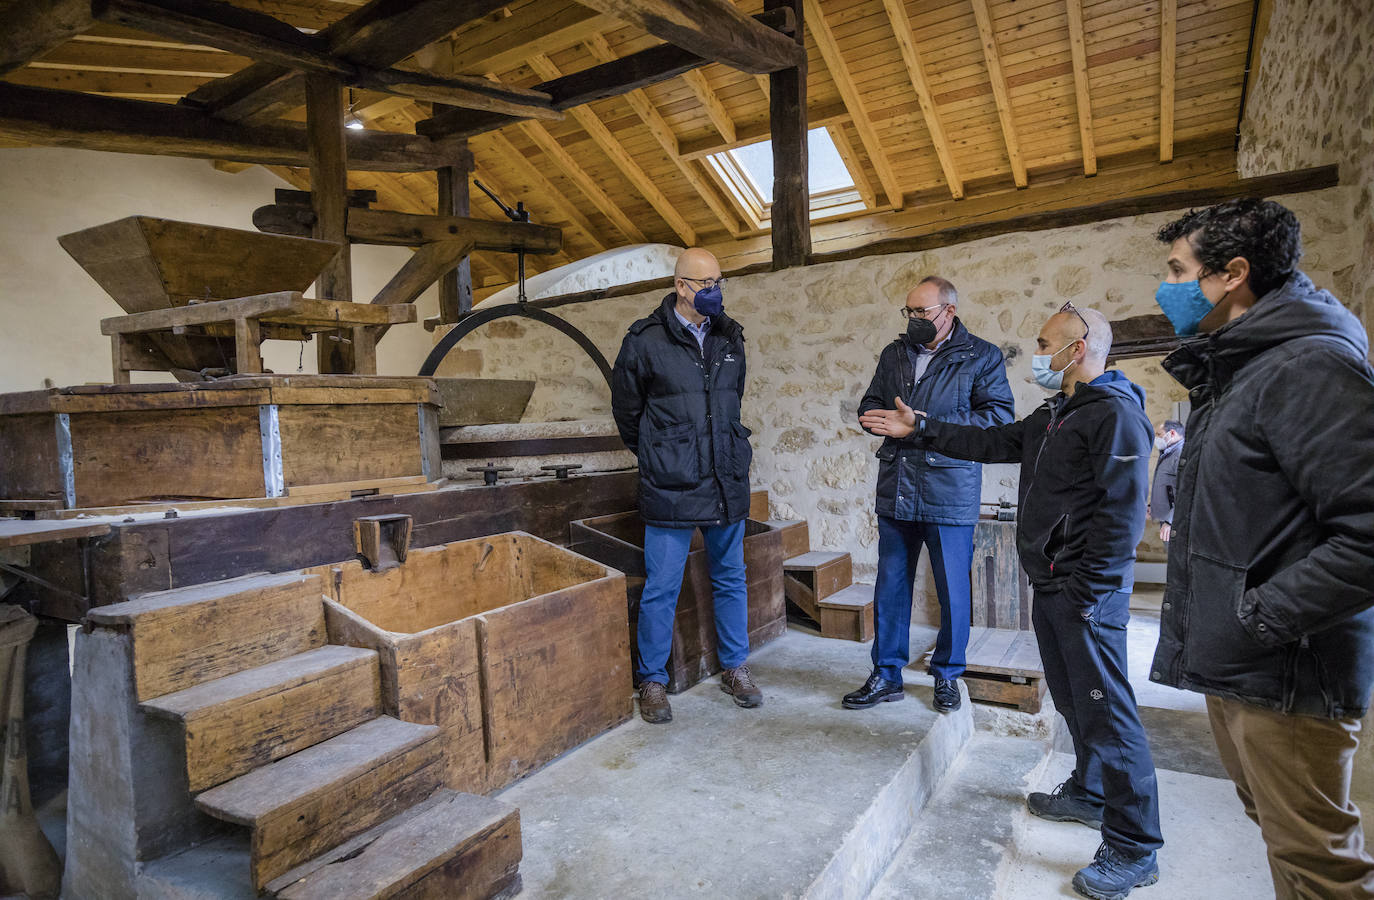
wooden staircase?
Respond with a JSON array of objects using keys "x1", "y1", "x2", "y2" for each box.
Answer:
[{"x1": 84, "y1": 572, "x2": 521, "y2": 899}]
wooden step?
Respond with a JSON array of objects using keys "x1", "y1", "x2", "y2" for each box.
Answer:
[
  {"x1": 782, "y1": 551, "x2": 853, "y2": 617},
  {"x1": 268, "y1": 789, "x2": 521, "y2": 900},
  {"x1": 196, "y1": 716, "x2": 444, "y2": 892},
  {"x1": 142, "y1": 645, "x2": 382, "y2": 792},
  {"x1": 922, "y1": 626, "x2": 1047, "y2": 712},
  {"x1": 817, "y1": 583, "x2": 875, "y2": 642},
  {"x1": 765, "y1": 519, "x2": 810, "y2": 560},
  {"x1": 86, "y1": 571, "x2": 327, "y2": 702}
]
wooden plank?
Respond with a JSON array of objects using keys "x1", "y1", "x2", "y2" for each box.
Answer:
[
  {"x1": 89, "y1": 572, "x2": 327, "y2": 702},
  {"x1": 0, "y1": 83, "x2": 465, "y2": 172},
  {"x1": 0, "y1": 520, "x2": 111, "y2": 550},
  {"x1": 0, "y1": 0, "x2": 94, "y2": 76},
  {"x1": 1064, "y1": 0, "x2": 1098, "y2": 176},
  {"x1": 749, "y1": 489, "x2": 770, "y2": 522},
  {"x1": 766, "y1": 519, "x2": 809, "y2": 560},
  {"x1": 278, "y1": 403, "x2": 424, "y2": 488},
  {"x1": 878, "y1": 0, "x2": 962, "y2": 200},
  {"x1": 306, "y1": 73, "x2": 353, "y2": 373},
  {"x1": 828, "y1": 123, "x2": 877, "y2": 209},
  {"x1": 1160, "y1": 0, "x2": 1177, "y2": 162},
  {"x1": 574, "y1": 0, "x2": 804, "y2": 74},
  {"x1": 287, "y1": 475, "x2": 429, "y2": 497},
  {"x1": 0, "y1": 413, "x2": 65, "y2": 505},
  {"x1": 518, "y1": 118, "x2": 646, "y2": 245},
  {"x1": 272, "y1": 789, "x2": 521, "y2": 900},
  {"x1": 969, "y1": 0, "x2": 1027, "y2": 187},
  {"x1": 450, "y1": 1, "x2": 608, "y2": 75},
  {"x1": 370, "y1": 239, "x2": 476, "y2": 307},
  {"x1": 142, "y1": 644, "x2": 382, "y2": 792},
  {"x1": 767, "y1": 0, "x2": 809, "y2": 269},
  {"x1": 99, "y1": 294, "x2": 415, "y2": 334},
  {"x1": 681, "y1": 68, "x2": 737, "y2": 144},
  {"x1": 804, "y1": 0, "x2": 903, "y2": 208}
]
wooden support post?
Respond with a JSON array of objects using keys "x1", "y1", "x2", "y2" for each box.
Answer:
[
  {"x1": 306, "y1": 73, "x2": 354, "y2": 374},
  {"x1": 233, "y1": 317, "x2": 264, "y2": 374},
  {"x1": 436, "y1": 134, "x2": 473, "y2": 324},
  {"x1": 767, "y1": 0, "x2": 808, "y2": 269},
  {"x1": 110, "y1": 334, "x2": 132, "y2": 384},
  {"x1": 351, "y1": 326, "x2": 377, "y2": 374}
]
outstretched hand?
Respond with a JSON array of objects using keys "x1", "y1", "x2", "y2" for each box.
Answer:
[{"x1": 859, "y1": 396, "x2": 924, "y2": 438}]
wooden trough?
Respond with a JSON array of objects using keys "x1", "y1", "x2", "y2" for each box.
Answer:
[
  {"x1": 316, "y1": 531, "x2": 633, "y2": 793},
  {"x1": 568, "y1": 511, "x2": 786, "y2": 693}
]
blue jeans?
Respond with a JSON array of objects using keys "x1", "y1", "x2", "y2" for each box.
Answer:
[
  {"x1": 1034, "y1": 588, "x2": 1163, "y2": 855},
  {"x1": 871, "y1": 515, "x2": 974, "y2": 683},
  {"x1": 637, "y1": 521, "x2": 749, "y2": 685}
]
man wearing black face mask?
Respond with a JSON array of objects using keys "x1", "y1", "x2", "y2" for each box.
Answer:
[
  {"x1": 1151, "y1": 199, "x2": 1374, "y2": 897},
  {"x1": 612, "y1": 248, "x2": 759, "y2": 726},
  {"x1": 847, "y1": 276, "x2": 1014, "y2": 714}
]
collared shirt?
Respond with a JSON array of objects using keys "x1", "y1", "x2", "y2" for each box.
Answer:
[
  {"x1": 674, "y1": 307, "x2": 711, "y2": 352},
  {"x1": 907, "y1": 334, "x2": 950, "y2": 383}
]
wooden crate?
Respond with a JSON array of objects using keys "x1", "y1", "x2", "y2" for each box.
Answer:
[
  {"x1": 320, "y1": 532, "x2": 633, "y2": 793},
  {"x1": 925, "y1": 626, "x2": 1046, "y2": 713},
  {"x1": 568, "y1": 511, "x2": 786, "y2": 694},
  {"x1": 971, "y1": 518, "x2": 1033, "y2": 630},
  {"x1": 0, "y1": 376, "x2": 441, "y2": 510}
]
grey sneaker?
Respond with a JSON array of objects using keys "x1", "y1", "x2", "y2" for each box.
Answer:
[
  {"x1": 1027, "y1": 779, "x2": 1104, "y2": 829},
  {"x1": 720, "y1": 665, "x2": 763, "y2": 708},
  {"x1": 1072, "y1": 842, "x2": 1159, "y2": 900}
]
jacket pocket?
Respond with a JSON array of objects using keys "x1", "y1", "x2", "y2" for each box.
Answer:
[
  {"x1": 642, "y1": 421, "x2": 699, "y2": 488},
  {"x1": 1183, "y1": 553, "x2": 1284, "y2": 689},
  {"x1": 729, "y1": 421, "x2": 754, "y2": 479},
  {"x1": 923, "y1": 451, "x2": 974, "y2": 468}
]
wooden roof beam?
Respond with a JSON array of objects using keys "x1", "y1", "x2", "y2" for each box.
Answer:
[
  {"x1": 1160, "y1": 0, "x2": 1176, "y2": 163},
  {"x1": 527, "y1": 53, "x2": 696, "y2": 245},
  {"x1": 574, "y1": 0, "x2": 803, "y2": 74},
  {"x1": 805, "y1": 0, "x2": 903, "y2": 209},
  {"x1": 517, "y1": 119, "x2": 647, "y2": 245},
  {"x1": 0, "y1": 0, "x2": 95, "y2": 76},
  {"x1": 478, "y1": 132, "x2": 612, "y2": 254},
  {"x1": 827, "y1": 123, "x2": 877, "y2": 210},
  {"x1": 448, "y1": 1, "x2": 612, "y2": 76},
  {"x1": 182, "y1": 0, "x2": 511, "y2": 124},
  {"x1": 0, "y1": 81, "x2": 467, "y2": 171},
  {"x1": 878, "y1": 0, "x2": 962, "y2": 200},
  {"x1": 969, "y1": 0, "x2": 1027, "y2": 188},
  {"x1": 678, "y1": 101, "x2": 849, "y2": 159},
  {"x1": 681, "y1": 69, "x2": 736, "y2": 144},
  {"x1": 584, "y1": 33, "x2": 742, "y2": 239},
  {"x1": 1064, "y1": 0, "x2": 1098, "y2": 177}
]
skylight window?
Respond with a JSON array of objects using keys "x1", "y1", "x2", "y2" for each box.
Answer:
[{"x1": 704, "y1": 127, "x2": 868, "y2": 230}]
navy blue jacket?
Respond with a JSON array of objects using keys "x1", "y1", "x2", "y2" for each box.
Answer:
[
  {"x1": 859, "y1": 319, "x2": 1014, "y2": 524},
  {"x1": 918, "y1": 370, "x2": 1152, "y2": 611},
  {"x1": 611, "y1": 295, "x2": 752, "y2": 529},
  {"x1": 1151, "y1": 272, "x2": 1374, "y2": 719}
]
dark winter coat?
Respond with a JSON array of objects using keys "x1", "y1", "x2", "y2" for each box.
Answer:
[
  {"x1": 858, "y1": 319, "x2": 1015, "y2": 525},
  {"x1": 917, "y1": 370, "x2": 1153, "y2": 613},
  {"x1": 1149, "y1": 440, "x2": 1182, "y2": 524},
  {"x1": 611, "y1": 294, "x2": 752, "y2": 529},
  {"x1": 1150, "y1": 271, "x2": 1374, "y2": 719}
]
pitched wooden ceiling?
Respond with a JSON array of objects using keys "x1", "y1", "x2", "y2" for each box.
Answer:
[{"x1": 3, "y1": 0, "x2": 1256, "y2": 299}]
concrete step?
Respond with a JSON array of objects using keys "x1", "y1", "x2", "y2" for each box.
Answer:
[
  {"x1": 85, "y1": 571, "x2": 328, "y2": 703},
  {"x1": 195, "y1": 716, "x2": 443, "y2": 892},
  {"x1": 142, "y1": 645, "x2": 382, "y2": 792}
]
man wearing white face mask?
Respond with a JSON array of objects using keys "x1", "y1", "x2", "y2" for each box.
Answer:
[
  {"x1": 861, "y1": 302, "x2": 1161, "y2": 900},
  {"x1": 1148, "y1": 420, "x2": 1184, "y2": 543}
]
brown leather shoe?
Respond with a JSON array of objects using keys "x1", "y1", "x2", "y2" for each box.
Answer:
[
  {"x1": 720, "y1": 665, "x2": 763, "y2": 708},
  {"x1": 638, "y1": 681, "x2": 672, "y2": 724}
]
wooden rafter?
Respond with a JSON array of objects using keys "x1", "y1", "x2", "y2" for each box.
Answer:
[
  {"x1": 681, "y1": 69, "x2": 736, "y2": 144},
  {"x1": 448, "y1": 1, "x2": 611, "y2": 76},
  {"x1": 479, "y1": 131, "x2": 611, "y2": 254},
  {"x1": 1064, "y1": 0, "x2": 1098, "y2": 177},
  {"x1": 969, "y1": 0, "x2": 1027, "y2": 188},
  {"x1": 526, "y1": 54, "x2": 697, "y2": 246},
  {"x1": 877, "y1": 0, "x2": 961, "y2": 200},
  {"x1": 584, "y1": 33, "x2": 742, "y2": 239},
  {"x1": 805, "y1": 0, "x2": 903, "y2": 209},
  {"x1": 0, "y1": 0, "x2": 95, "y2": 76},
  {"x1": 1160, "y1": 0, "x2": 1176, "y2": 163},
  {"x1": 517, "y1": 120, "x2": 646, "y2": 244},
  {"x1": 678, "y1": 101, "x2": 847, "y2": 159},
  {"x1": 573, "y1": 0, "x2": 803, "y2": 74},
  {"x1": 827, "y1": 123, "x2": 876, "y2": 209}
]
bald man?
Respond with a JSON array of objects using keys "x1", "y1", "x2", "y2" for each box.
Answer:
[
  {"x1": 611, "y1": 248, "x2": 760, "y2": 725},
  {"x1": 862, "y1": 304, "x2": 1163, "y2": 900}
]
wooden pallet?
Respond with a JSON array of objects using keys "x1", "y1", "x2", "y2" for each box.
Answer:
[{"x1": 924, "y1": 626, "x2": 1046, "y2": 713}]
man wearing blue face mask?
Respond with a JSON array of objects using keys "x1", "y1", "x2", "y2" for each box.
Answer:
[
  {"x1": 1150, "y1": 199, "x2": 1374, "y2": 898},
  {"x1": 611, "y1": 248, "x2": 759, "y2": 725},
  {"x1": 862, "y1": 304, "x2": 1161, "y2": 900}
]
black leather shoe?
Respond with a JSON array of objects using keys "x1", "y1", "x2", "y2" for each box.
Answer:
[
  {"x1": 843, "y1": 672, "x2": 905, "y2": 709},
  {"x1": 933, "y1": 677, "x2": 961, "y2": 712}
]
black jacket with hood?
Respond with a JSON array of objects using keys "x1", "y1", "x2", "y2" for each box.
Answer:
[
  {"x1": 1150, "y1": 271, "x2": 1374, "y2": 719},
  {"x1": 611, "y1": 294, "x2": 753, "y2": 529},
  {"x1": 916, "y1": 370, "x2": 1153, "y2": 612}
]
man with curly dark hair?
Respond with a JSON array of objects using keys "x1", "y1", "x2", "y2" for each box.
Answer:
[{"x1": 1151, "y1": 198, "x2": 1374, "y2": 898}]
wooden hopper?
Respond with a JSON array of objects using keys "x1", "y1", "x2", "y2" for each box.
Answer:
[{"x1": 58, "y1": 216, "x2": 341, "y2": 312}]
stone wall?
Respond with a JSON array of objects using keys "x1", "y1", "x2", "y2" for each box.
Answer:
[{"x1": 449, "y1": 187, "x2": 1358, "y2": 578}]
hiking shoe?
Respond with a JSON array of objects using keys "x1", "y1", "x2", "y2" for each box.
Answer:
[
  {"x1": 1027, "y1": 779, "x2": 1104, "y2": 829},
  {"x1": 843, "y1": 672, "x2": 905, "y2": 709},
  {"x1": 638, "y1": 681, "x2": 672, "y2": 724},
  {"x1": 720, "y1": 665, "x2": 763, "y2": 708},
  {"x1": 1072, "y1": 842, "x2": 1159, "y2": 900},
  {"x1": 933, "y1": 677, "x2": 962, "y2": 712}
]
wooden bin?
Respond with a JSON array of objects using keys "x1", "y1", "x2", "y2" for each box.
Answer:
[
  {"x1": 0, "y1": 376, "x2": 441, "y2": 511},
  {"x1": 318, "y1": 532, "x2": 632, "y2": 793},
  {"x1": 568, "y1": 511, "x2": 786, "y2": 693}
]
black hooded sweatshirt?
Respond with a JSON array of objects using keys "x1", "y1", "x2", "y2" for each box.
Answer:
[
  {"x1": 915, "y1": 369, "x2": 1153, "y2": 612},
  {"x1": 1150, "y1": 271, "x2": 1374, "y2": 719}
]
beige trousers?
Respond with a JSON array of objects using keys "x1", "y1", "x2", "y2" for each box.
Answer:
[{"x1": 1207, "y1": 695, "x2": 1374, "y2": 899}]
